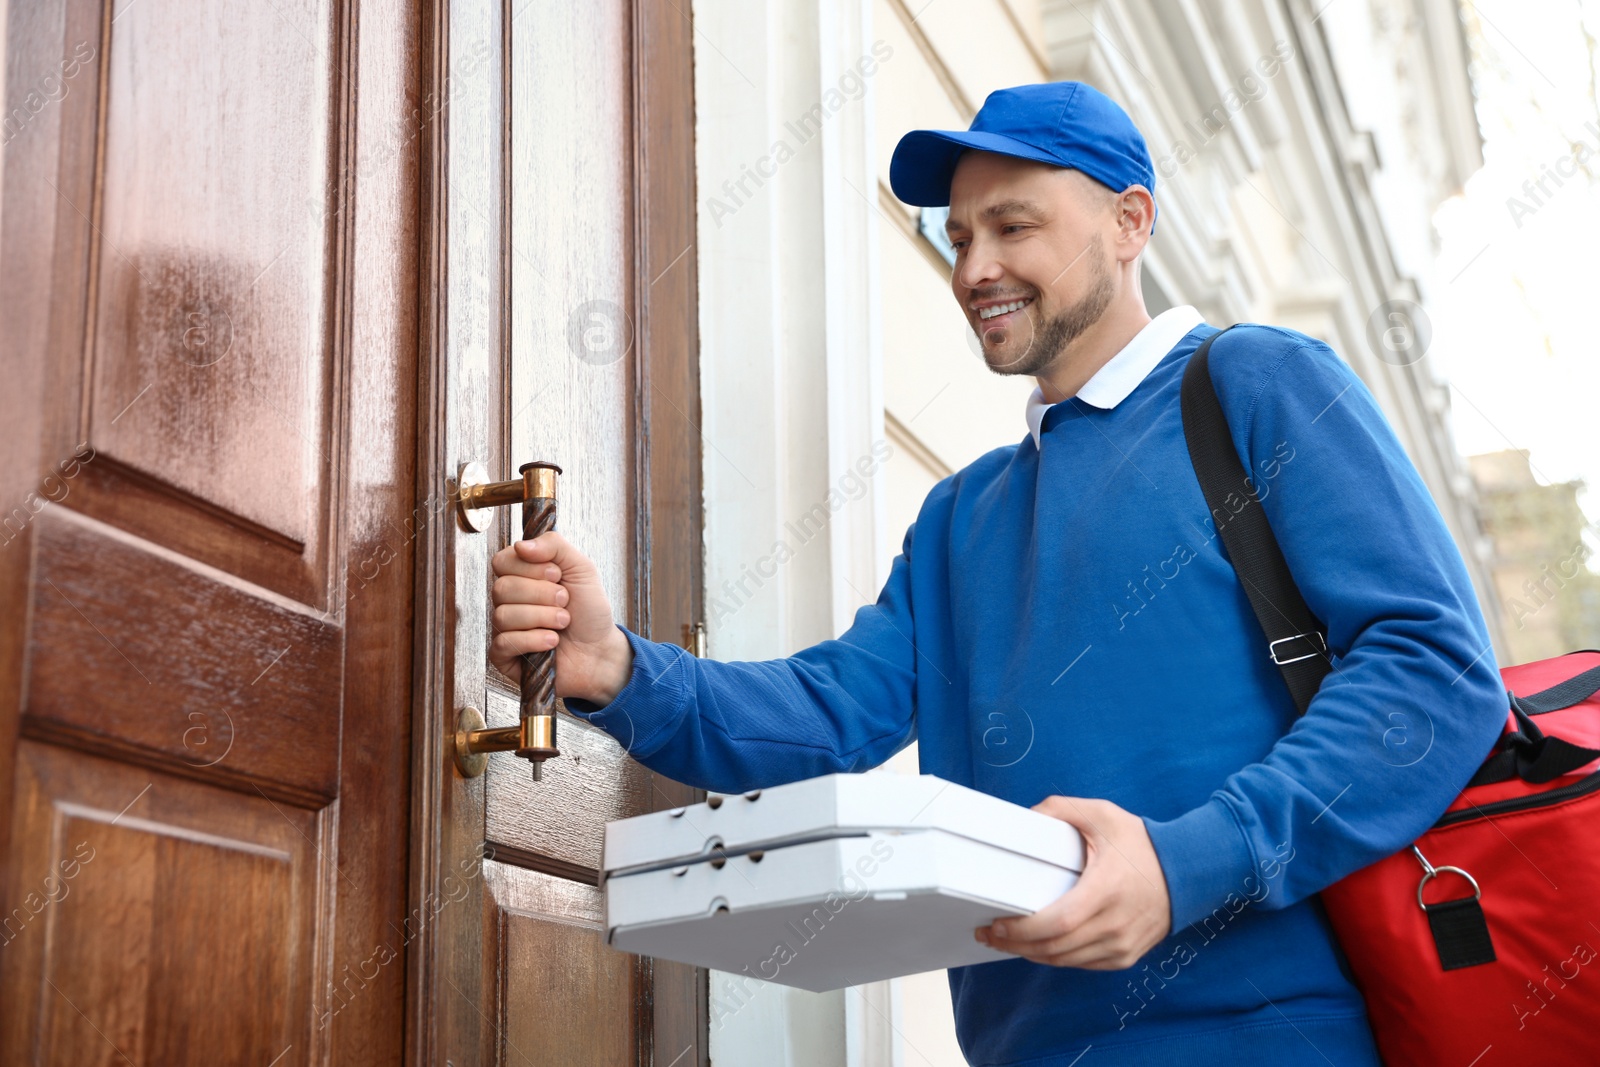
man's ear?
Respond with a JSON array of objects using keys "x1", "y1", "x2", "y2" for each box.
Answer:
[{"x1": 1112, "y1": 185, "x2": 1155, "y2": 257}]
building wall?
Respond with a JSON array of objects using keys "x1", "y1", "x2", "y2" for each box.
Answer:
[{"x1": 1469, "y1": 450, "x2": 1600, "y2": 665}]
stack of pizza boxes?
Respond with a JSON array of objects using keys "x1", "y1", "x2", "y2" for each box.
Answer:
[{"x1": 603, "y1": 773, "x2": 1086, "y2": 991}]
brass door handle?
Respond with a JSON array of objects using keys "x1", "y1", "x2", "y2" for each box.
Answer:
[{"x1": 453, "y1": 460, "x2": 563, "y2": 781}]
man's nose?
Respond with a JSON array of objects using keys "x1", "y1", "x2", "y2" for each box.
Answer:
[{"x1": 956, "y1": 237, "x2": 1003, "y2": 294}]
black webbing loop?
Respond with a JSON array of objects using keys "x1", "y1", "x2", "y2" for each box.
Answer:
[{"x1": 1426, "y1": 896, "x2": 1497, "y2": 971}]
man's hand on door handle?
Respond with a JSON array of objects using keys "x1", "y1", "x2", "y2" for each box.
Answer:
[{"x1": 490, "y1": 532, "x2": 635, "y2": 706}]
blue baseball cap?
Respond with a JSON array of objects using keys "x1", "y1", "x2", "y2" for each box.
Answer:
[{"x1": 890, "y1": 81, "x2": 1157, "y2": 230}]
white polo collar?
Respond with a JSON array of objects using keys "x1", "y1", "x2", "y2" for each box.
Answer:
[{"x1": 1025, "y1": 305, "x2": 1206, "y2": 448}]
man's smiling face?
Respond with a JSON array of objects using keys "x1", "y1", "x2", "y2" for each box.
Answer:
[{"x1": 945, "y1": 150, "x2": 1125, "y2": 378}]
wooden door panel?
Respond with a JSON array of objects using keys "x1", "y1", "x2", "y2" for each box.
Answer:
[
  {"x1": 420, "y1": 0, "x2": 706, "y2": 1061},
  {"x1": 485, "y1": 0, "x2": 646, "y2": 1013},
  {"x1": 1, "y1": 0, "x2": 418, "y2": 1061},
  {"x1": 419, "y1": 0, "x2": 700, "y2": 1062},
  {"x1": 73, "y1": 0, "x2": 338, "y2": 605},
  {"x1": 507, "y1": 0, "x2": 636, "y2": 613},
  {"x1": 485, "y1": 863, "x2": 641, "y2": 1067},
  {"x1": 494, "y1": 0, "x2": 638, "y2": 862},
  {"x1": 465, "y1": 0, "x2": 660, "y2": 1054},
  {"x1": 2, "y1": 741, "x2": 322, "y2": 1065},
  {"x1": 24, "y1": 508, "x2": 341, "y2": 803}
]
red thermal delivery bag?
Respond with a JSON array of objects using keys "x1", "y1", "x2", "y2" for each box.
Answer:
[{"x1": 1320, "y1": 651, "x2": 1600, "y2": 1065}]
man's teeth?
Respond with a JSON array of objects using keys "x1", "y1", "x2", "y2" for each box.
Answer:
[{"x1": 978, "y1": 299, "x2": 1031, "y2": 320}]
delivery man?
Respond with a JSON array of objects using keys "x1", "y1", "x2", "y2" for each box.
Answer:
[{"x1": 487, "y1": 81, "x2": 1506, "y2": 1066}]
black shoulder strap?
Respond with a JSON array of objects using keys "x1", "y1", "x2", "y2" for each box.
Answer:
[{"x1": 1180, "y1": 325, "x2": 1334, "y2": 715}]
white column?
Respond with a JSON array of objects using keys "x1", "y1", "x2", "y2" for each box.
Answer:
[{"x1": 692, "y1": 0, "x2": 892, "y2": 1064}]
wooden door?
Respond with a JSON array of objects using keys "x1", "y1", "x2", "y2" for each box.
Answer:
[
  {"x1": 410, "y1": 0, "x2": 707, "y2": 1065},
  {"x1": 0, "y1": 0, "x2": 420, "y2": 1063}
]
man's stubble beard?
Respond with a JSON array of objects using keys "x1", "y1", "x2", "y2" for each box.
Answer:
[{"x1": 978, "y1": 239, "x2": 1116, "y2": 379}]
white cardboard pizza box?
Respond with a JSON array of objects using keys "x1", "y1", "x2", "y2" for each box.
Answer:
[
  {"x1": 603, "y1": 772, "x2": 1085, "y2": 876},
  {"x1": 602, "y1": 773, "x2": 1084, "y2": 992}
]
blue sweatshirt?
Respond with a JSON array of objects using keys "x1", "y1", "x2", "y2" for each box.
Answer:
[{"x1": 568, "y1": 319, "x2": 1508, "y2": 1066}]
